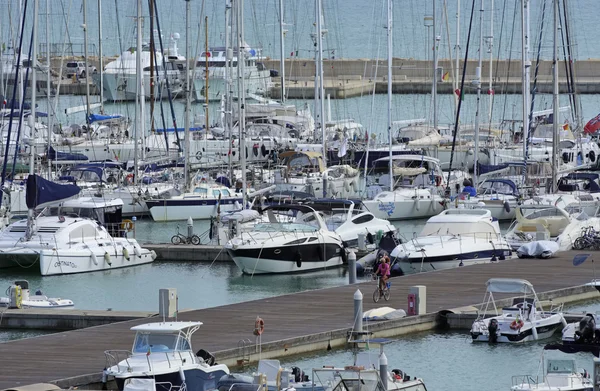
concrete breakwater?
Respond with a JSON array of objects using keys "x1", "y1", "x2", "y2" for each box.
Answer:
[{"x1": 39, "y1": 56, "x2": 600, "y2": 98}]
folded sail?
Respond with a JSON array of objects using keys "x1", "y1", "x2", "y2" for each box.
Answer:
[{"x1": 26, "y1": 174, "x2": 81, "y2": 209}]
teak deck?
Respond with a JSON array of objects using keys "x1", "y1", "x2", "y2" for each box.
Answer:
[{"x1": 1, "y1": 250, "x2": 598, "y2": 389}]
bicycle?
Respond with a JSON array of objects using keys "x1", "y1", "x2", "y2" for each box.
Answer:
[
  {"x1": 373, "y1": 275, "x2": 391, "y2": 303},
  {"x1": 171, "y1": 226, "x2": 201, "y2": 245}
]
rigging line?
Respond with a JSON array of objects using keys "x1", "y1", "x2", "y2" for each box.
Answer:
[
  {"x1": 499, "y1": 1, "x2": 518, "y2": 128},
  {"x1": 0, "y1": 0, "x2": 29, "y2": 211},
  {"x1": 153, "y1": 0, "x2": 182, "y2": 153},
  {"x1": 486, "y1": 0, "x2": 508, "y2": 139},
  {"x1": 114, "y1": 0, "x2": 131, "y2": 121},
  {"x1": 151, "y1": 24, "x2": 169, "y2": 155},
  {"x1": 526, "y1": 0, "x2": 549, "y2": 144},
  {"x1": 445, "y1": 0, "x2": 477, "y2": 193},
  {"x1": 11, "y1": 27, "x2": 34, "y2": 181},
  {"x1": 560, "y1": 0, "x2": 578, "y2": 127},
  {"x1": 557, "y1": 0, "x2": 574, "y2": 123}
]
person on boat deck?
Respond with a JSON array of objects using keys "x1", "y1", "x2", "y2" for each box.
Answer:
[
  {"x1": 462, "y1": 178, "x2": 477, "y2": 197},
  {"x1": 375, "y1": 254, "x2": 391, "y2": 292}
]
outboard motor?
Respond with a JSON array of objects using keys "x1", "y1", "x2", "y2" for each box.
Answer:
[
  {"x1": 291, "y1": 367, "x2": 304, "y2": 383},
  {"x1": 575, "y1": 315, "x2": 597, "y2": 344},
  {"x1": 488, "y1": 319, "x2": 499, "y2": 343}
]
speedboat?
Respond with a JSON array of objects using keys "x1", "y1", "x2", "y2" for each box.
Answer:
[
  {"x1": 0, "y1": 280, "x2": 74, "y2": 308},
  {"x1": 450, "y1": 178, "x2": 520, "y2": 221},
  {"x1": 470, "y1": 278, "x2": 568, "y2": 343},
  {"x1": 0, "y1": 175, "x2": 156, "y2": 276},
  {"x1": 562, "y1": 313, "x2": 600, "y2": 345},
  {"x1": 225, "y1": 204, "x2": 346, "y2": 274},
  {"x1": 505, "y1": 205, "x2": 600, "y2": 251},
  {"x1": 511, "y1": 353, "x2": 593, "y2": 390},
  {"x1": 104, "y1": 321, "x2": 229, "y2": 391},
  {"x1": 389, "y1": 209, "x2": 512, "y2": 275}
]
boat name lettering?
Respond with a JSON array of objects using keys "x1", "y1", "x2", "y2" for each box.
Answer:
[
  {"x1": 378, "y1": 202, "x2": 395, "y2": 216},
  {"x1": 54, "y1": 261, "x2": 77, "y2": 269}
]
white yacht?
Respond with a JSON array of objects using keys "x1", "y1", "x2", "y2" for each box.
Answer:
[
  {"x1": 95, "y1": 44, "x2": 183, "y2": 101},
  {"x1": 389, "y1": 209, "x2": 512, "y2": 275},
  {"x1": 0, "y1": 175, "x2": 156, "y2": 275},
  {"x1": 0, "y1": 280, "x2": 74, "y2": 309},
  {"x1": 511, "y1": 356, "x2": 593, "y2": 390},
  {"x1": 470, "y1": 278, "x2": 567, "y2": 343},
  {"x1": 505, "y1": 205, "x2": 600, "y2": 252},
  {"x1": 450, "y1": 178, "x2": 520, "y2": 221},
  {"x1": 225, "y1": 204, "x2": 346, "y2": 274},
  {"x1": 105, "y1": 321, "x2": 230, "y2": 391},
  {"x1": 193, "y1": 46, "x2": 272, "y2": 101}
]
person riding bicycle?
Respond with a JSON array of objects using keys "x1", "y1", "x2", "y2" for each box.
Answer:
[{"x1": 375, "y1": 254, "x2": 391, "y2": 292}]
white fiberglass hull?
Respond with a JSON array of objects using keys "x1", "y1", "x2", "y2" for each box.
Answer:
[
  {"x1": 192, "y1": 70, "x2": 271, "y2": 101},
  {"x1": 147, "y1": 200, "x2": 242, "y2": 222},
  {"x1": 363, "y1": 197, "x2": 444, "y2": 221},
  {"x1": 96, "y1": 72, "x2": 183, "y2": 101},
  {"x1": 230, "y1": 255, "x2": 343, "y2": 275}
]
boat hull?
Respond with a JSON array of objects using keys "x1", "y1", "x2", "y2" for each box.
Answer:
[
  {"x1": 471, "y1": 323, "x2": 562, "y2": 343},
  {"x1": 116, "y1": 367, "x2": 229, "y2": 391},
  {"x1": 362, "y1": 198, "x2": 444, "y2": 221},
  {"x1": 147, "y1": 198, "x2": 243, "y2": 221}
]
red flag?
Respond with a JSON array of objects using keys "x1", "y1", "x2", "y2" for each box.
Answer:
[{"x1": 584, "y1": 113, "x2": 600, "y2": 134}]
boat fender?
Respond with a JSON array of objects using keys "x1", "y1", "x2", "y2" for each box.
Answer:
[
  {"x1": 531, "y1": 325, "x2": 539, "y2": 340},
  {"x1": 104, "y1": 252, "x2": 112, "y2": 266},
  {"x1": 351, "y1": 179, "x2": 359, "y2": 193},
  {"x1": 503, "y1": 201, "x2": 511, "y2": 213},
  {"x1": 560, "y1": 314, "x2": 568, "y2": 328},
  {"x1": 366, "y1": 232, "x2": 374, "y2": 244},
  {"x1": 295, "y1": 251, "x2": 302, "y2": 268},
  {"x1": 254, "y1": 316, "x2": 265, "y2": 336},
  {"x1": 414, "y1": 197, "x2": 420, "y2": 211},
  {"x1": 344, "y1": 181, "x2": 351, "y2": 193},
  {"x1": 134, "y1": 246, "x2": 142, "y2": 258},
  {"x1": 123, "y1": 247, "x2": 130, "y2": 261},
  {"x1": 590, "y1": 150, "x2": 596, "y2": 163},
  {"x1": 340, "y1": 248, "x2": 348, "y2": 264},
  {"x1": 91, "y1": 253, "x2": 98, "y2": 266},
  {"x1": 328, "y1": 181, "x2": 336, "y2": 197}
]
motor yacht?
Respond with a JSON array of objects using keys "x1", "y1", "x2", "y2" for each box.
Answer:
[
  {"x1": 105, "y1": 321, "x2": 229, "y2": 391},
  {"x1": 450, "y1": 178, "x2": 520, "y2": 221},
  {"x1": 389, "y1": 209, "x2": 512, "y2": 275},
  {"x1": 470, "y1": 278, "x2": 567, "y2": 343},
  {"x1": 225, "y1": 204, "x2": 345, "y2": 274},
  {"x1": 505, "y1": 205, "x2": 600, "y2": 251},
  {"x1": 0, "y1": 175, "x2": 156, "y2": 275},
  {"x1": 511, "y1": 355, "x2": 593, "y2": 390}
]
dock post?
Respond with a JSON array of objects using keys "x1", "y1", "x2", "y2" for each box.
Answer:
[
  {"x1": 379, "y1": 348, "x2": 388, "y2": 390},
  {"x1": 353, "y1": 289, "x2": 363, "y2": 333},
  {"x1": 187, "y1": 216, "x2": 194, "y2": 238},
  {"x1": 348, "y1": 250, "x2": 357, "y2": 284},
  {"x1": 131, "y1": 216, "x2": 137, "y2": 238}
]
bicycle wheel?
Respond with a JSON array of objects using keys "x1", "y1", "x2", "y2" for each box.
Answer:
[
  {"x1": 573, "y1": 237, "x2": 584, "y2": 250},
  {"x1": 373, "y1": 287, "x2": 381, "y2": 303},
  {"x1": 190, "y1": 235, "x2": 201, "y2": 245},
  {"x1": 171, "y1": 235, "x2": 183, "y2": 245},
  {"x1": 383, "y1": 288, "x2": 391, "y2": 301}
]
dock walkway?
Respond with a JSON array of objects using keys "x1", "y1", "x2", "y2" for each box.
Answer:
[{"x1": 1, "y1": 251, "x2": 599, "y2": 389}]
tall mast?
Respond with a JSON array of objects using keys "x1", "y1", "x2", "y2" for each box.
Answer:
[
  {"x1": 98, "y1": 0, "x2": 104, "y2": 113},
  {"x1": 183, "y1": 0, "x2": 191, "y2": 191},
  {"x1": 551, "y1": 0, "x2": 559, "y2": 193},
  {"x1": 316, "y1": 0, "x2": 326, "y2": 166},
  {"x1": 387, "y1": 0, "x2": 393, "y2": 192},
  {"x1": 149, "y1": 0, "x2": 155, "y2": 132},
  {"x1": 454, "y1": 0, "x2": 460, "y2": 112},
  {"x1": 237, "y1": 0, "x2": 247, "y2": 206},
  {"x1": 521, "y1": 0, "x2": 531, "y2": 182},
  {"x1": 205, "y1": 16, "x2": 209, "y2": 132},
  {"x1": 487, "y1": 0, "x2": 494, "y2": 123},
  {"x1": 83, "y1": 0, "x2": 91, "y2": 128},
  {"x1": 472, "y1": 0, "x2": 484, "y2": 187},
  {"x1": 45, "y1": 0, "x2": 52, "y2": 177},
  {"x1": 134, "y1": 0, "x2": 143, "y2": 185},
  {"x1": 278, "y1": 0, "x2": 286, "y2": 102},
  {"x1": 225, "y1": 0, "x2": 233, "y2": 182},
  {"x1": 432, "y1": 0, "x2": 438, "y2": 130},
  {"x1": 27, "y1": 0, "x2": 39, "y2": 240}
]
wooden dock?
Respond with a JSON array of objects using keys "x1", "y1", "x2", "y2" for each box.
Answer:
[{"x1": 1, "y1": 250, "x2": 599, "y2": 389}]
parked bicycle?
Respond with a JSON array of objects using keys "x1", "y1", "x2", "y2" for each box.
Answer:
[
  {"x1": 171, "y1": 226, "x2": 201, "y2": 245},
  {"x1": 573, "y1": 226, "x2": 600, "y2": 250},
  {"x1": 373, "y1": 275, "x2": 391, "y2": 303}
]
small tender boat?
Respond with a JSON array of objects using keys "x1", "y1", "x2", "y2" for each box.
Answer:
[
  {"x1": 0, "y1": 280, "x2": 74, "y2": 309},
  {"x1": 471, "y1": 278, "x2": 568, "y2": 344},
  {"x1": 105, "y1": 321, "x2": 229, "y2": 391},
  {"x1": 562, "y1": 313, "x2": 600, "y2": 345},
  {"x1": 511, "y1": 351, "x2": 593, "y2": 390}
]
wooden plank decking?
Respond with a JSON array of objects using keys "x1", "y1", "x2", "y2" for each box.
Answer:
[{"x1": 1, "y1": 250, "x2": 599, "y2": 389}]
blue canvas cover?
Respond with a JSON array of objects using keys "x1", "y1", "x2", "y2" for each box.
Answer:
[
  {"x1": 88, "y1": 114, "x2": 122, "y2": 123},
  {"x1": 26, "y1": 174, "x2": 80, "y2": 209},
  {"x1": 47, "y1": 146, "x2": 88, "y2": 161}
]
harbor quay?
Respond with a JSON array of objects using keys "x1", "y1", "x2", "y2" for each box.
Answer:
[
  {"x1": 0, "y1": 250, "x2": 599, "y2": 390},
  {"x1": 43, "y1": 57, "x2": 600, "y2": 98}
]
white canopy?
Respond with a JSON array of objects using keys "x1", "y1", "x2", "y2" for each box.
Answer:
[{"x1": 485, "y1": 278, "x2": 535, "y2": 294}]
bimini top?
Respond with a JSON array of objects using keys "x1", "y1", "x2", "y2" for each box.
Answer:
[
  {"x1": 131, "y1": 321, "x2": 203, "y2": 333},
  {"x1": 485, "y1": 278, "x2": 535, "y2": 294}
]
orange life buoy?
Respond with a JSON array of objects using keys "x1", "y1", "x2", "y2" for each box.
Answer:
[
  {"x1": 254, "y1": 317, "x2": 265, "y2": 336},
  {"x1": 510, "y1": 319, "x2": 524, "y2": 330},
  {"x1": 121, "y1": 219, "x2": 134, "y2": 232},
  {"x1": 125, "y1": 174, "x2": 134, "y2": 185}
]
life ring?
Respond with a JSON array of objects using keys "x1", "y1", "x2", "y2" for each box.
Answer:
[
  {"x1": 195, "y1": 151, "x2": 203, "y2": 162},
  {"x1": 254, "y1": 317, "x2": 265, "y2": 336},
  {"x1": 510, "y1": 319, "x2": 524, "y2": 330},
  {"x1": 125, "y1": 174, "x2": 134, "y2": 185},
  {"x1": 121, "y1": 219, "x2": 134, "y2": 232}
]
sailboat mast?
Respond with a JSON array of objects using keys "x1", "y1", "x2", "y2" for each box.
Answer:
[
  {"x1": 83, "y1": 0, "x2": 91, "y2": 127},
  {"x1": 316, "y1": 0, "x2": 326, "y2": 167},
  {"x1": 521, "y1": 0, "x2": 531, "y2": 184},
  {"x1": 27, "y1": 0, "x2": 39, "y2": 240},
  {"x1": 454, "y1": 0, "x2": 460, "y2": 111},
  {"x1": 387, "y1": 0, "x2": 393, "y2": 192},
  {"x1": 134, "y1": 0, "x2": 143, "y2": 185},
  {"x1": 98, "y1": 0, "x2": 104, "y2": 113},
  {"x1": 487, "y1": 0, "x2": 494, "y2": 123},
  {"x1": 551, "y1": 0, "x2": 559, "y2": 193},
  {"x1": 279, "y1": 0, "x2": 286, "y2": 102},
  {"x1": 432, "y1": 0, "x2": 438, "y2": 130},
  {"x1": 237, "y1": 0, "x2": 247, "y2": 206},
  {"x1": 183, "y1": 0, "x2": 191, "y2": 191},
  {"x1": 205, "y1": 17, "x2": 209, "y2": 131},
  {"x1": 149, "y1": 0, "x2": 155, "y2": 133},
  {"x1": 46, "y1": 0, "x2": 52, "y2": 177},
  {"x1": 225, "y1": 0, "x2": 233, "y2": 182},
  {"x1": 472, "y1": 0, "x2": 484, "y2": 187}
]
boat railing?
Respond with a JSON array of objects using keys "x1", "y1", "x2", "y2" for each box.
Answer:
[
  {"x1": 155, "y1": 381, "x2": 187, "y2": 391},
  {"x1": 105, "y1": 349, "x2": 197, "y2": 373},
  {"x1": 226, "y1": 383, "x2": 261, "y2": 391},
  {"x1": 511, "y1": 375, "x2": 540, "y2": 388},
  {"x1": 104, "y1": 350, "x2": 133, "y2": 372}
]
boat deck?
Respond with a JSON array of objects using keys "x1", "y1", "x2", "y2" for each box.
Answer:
[{"x1": 1, "y1": 250, "x2": 598, "y2": 389}]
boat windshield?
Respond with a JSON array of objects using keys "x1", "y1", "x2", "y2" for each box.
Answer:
[
  {"x1": 132, "y1": 332, "x2": 187, "y2": 354},
  {"x1": 254, "y1": 222, "x2": 318, "y2": 233},
  {"x1": 521, "y1": 208, "x2": 566, "y2": 220},
  {"x1": 546, "y1": 360, "x2": 575, "y2": 374},
  {"x1": 312, "y1": 369, "x2": 383, "y2": 391}
]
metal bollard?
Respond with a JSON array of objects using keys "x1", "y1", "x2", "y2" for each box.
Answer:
[
  {"x1": 348, "y1": 250, "x2": 357, "y2": 284},
  {"x1": 357, "y1": 233, "x2": 366, "y2": 251},
  {"x1": 187, "y1": 216, "x2": 194, "y2": 238},
  {"x1": 379, "y1": 350, "x2": 388, "y2": 391},
  {"x1": 353, "y1": 289, "x2": 363, "y2": 333},
  {"x1": 131, "y1": 216, "x2": 137, "y2": 238}
]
